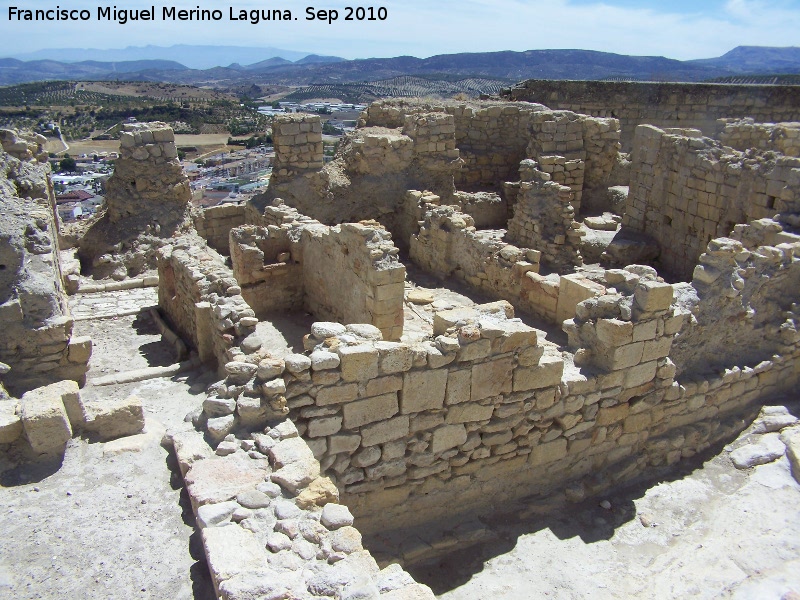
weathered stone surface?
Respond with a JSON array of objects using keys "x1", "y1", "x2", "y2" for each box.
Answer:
[
  {"x1": 401, "y1": 369, "x2": 448, "y2": 414},
  {"x1": 197, "y1": 501, "x2": 238, "y2": 528},
  {"x1": 781, "y1": 427, "x2": 800, "y2": 484},
  {"x1": 361, "y1": 415, "x2": 410, "y2": 446},
  {"x1": 171, "y1": 429, "x2": 213, "y2": 475},
  {"x1": 84, "y1": 396, "x2": 145, "y2": 440},
  {"x1": 284, "y1": 353, "x2": 312, "y2": 373},
  {"x1": 338, "y1": 345, "x2": 380, "y2": 382},
  {"x1": 446, "y1": 403, "x2": 494, "y2": 423},
  {"x1": 343, "y1": 393, "x2": 399, "y2": 429},
  {"x1": 471, "y1": 357, "x2": 512, "y2": 400},
  {"x1": 321, "y1": 503, "x2": 355, "y2": 529},
  {"x1": 431, "y1": 424, "x2": 468, "y2": 454},
  {"x1": 295, "y1": 476, "x2": 340, "y2": 508},
  {"x1": 20, "y1": 387, "x2": 72, "y2": 456},
  {"x1": 730, "y1": 434, "x2": 786, "y2": 469},
  {"x1": 513, "y1": 354, "x2": 564, "y2": 391},
  {"x1": 202, "y1": 526, "x2": 271, "y2": 586},
  {"x1": 0, "y1": 401, "x2": 22, "y2": 444},
  {"x1": 271, "y1": 461, "x2": 321, "y2": 494},
  {"x1": 311, "y1": 350, "x2": 341, "y2": 370},
  {"x1": 186, "y1": 455, "x2": 268, "y2": 507}
]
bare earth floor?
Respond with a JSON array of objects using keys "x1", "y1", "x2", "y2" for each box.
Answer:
[{"x1": 0, "y1": 291, "x2": 798, "y2": 599}]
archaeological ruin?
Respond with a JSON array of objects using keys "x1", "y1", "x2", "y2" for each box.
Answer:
[{"x1": 1, "y1": 80, "x2": 800, "y2": 599}]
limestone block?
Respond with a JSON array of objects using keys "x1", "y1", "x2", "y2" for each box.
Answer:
[
  {"x1": 268, "y1": 436, "x2": 315, "y2": 468},
  {"x1": 338, "y1": 345, "x2": 379, "y2": 382},
  {"x1": 595, "y1": 319, "x2": 633, "y2": 346},
  {"x1": 28, "y1": 380, "x2": 84, "y2": 429},
  {"x1": 329, "y1": 434, "x2": 361, "y2": 454},
  {"x1": 67, "y1": 336, "x2": 93, "y2": 364},
  {"x1": 295, "y1": 476, "x2": 339, "y2": 508},
  {"x1": 365, "y1": 375, "x2": 403, "y2": 397},
  {"x1": 0, "y1": 401, "x2": 22, "y2": 444},
  {"x1": 446, "y1": 403, "x2": 494, "y2": 423},
  {"x1": 272, "y1": 459, "x2": 321, "y2": 494},
  {"x1": 557, "y1": 274, "x2": 606, "y2": 324},
  {"x1": 624, "y1": 361, "x2": 657, "y2": 388},
  {"x1": 633, "y1": 281, "x2": 673, "y2": 313},
  {"x1": 471, "y1": 357, "x2": 513, "y2": 401},
  {"x1": 202, "y1": 526, "x2": 271, "y2": 585},
  {"x1": 430, "y1": 424, "x2": 468, "y2": 454},
  {"x1": 457, "y1": 339, "x2": 492, "y2": 362},
  {"x1": 343, "y1": 393, "x2": 399, "y2": 429},
  {"x1": 84, "y1": 396, "x2": 145, "y2": 441},
  {"x1": 606, "y1": 342, "x2": 644, "y2": 371},
  {"x1": 316, "y1": 383, "x2": 359, "y2": 406},
  {"x1": 596, "y1": 403, "x2": 630, "y2": 426},
  {"x1": 631, "y1": 320, "x2": 657, "y2": 343},
  {"x1": 171, "y1": 430, "x2": 213, "y2": 476},
  {"x1": 361, "y1": 415, "x2": 410, "y2": 446},
  {"x1": 513, "y1": 355, "x2": 564, "y2": 391},
  {"x1": 311, "y1": 350, "x2": 340, "y2": 370},
  {"x1": 20, "y1": 387, "x2": 73, "y2": 456},
  {"x1": 401, "y1": 369, "x2": 448, "y2": 414},
  {"x1": 445, "y1": 369, "x2": 472, "y2": 405},
  {"x1": 377, "y1": 342, "x2": 414, "y2": 374},
  {"x1": 529, "y1": 438, "x2": 568, "y2": 466},
  {"x1": 308, "y1": 416, "x2": 343, "y2": 438}
]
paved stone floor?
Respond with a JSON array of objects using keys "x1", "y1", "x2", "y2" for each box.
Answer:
[{"x1": 69, "y1": 288, "x2": 158, "y2": 321}]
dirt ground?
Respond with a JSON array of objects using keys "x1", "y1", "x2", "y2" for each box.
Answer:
[{"x1": 0, "y1": 291, "x2": 798, "y2": 600}]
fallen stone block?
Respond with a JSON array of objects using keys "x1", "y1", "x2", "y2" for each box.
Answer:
[
  {"x1": 729, "y1": 433, "x2": 786, "y2": 469},
  {"x1": 171, "y1": 429, "x2": 214, "y2": 476},
  {"x1": 0, "y1": 401, "x2": 22, "y2": 444},
  {"x1": 84, "y1": 395, "x2": 145, "y2": 440},
  {"x1": 20, "y1": 386, "x2": 73, "y2": 457},
  {"x1": 202, "y1": 526, "x2": 271, "y2": 590}
]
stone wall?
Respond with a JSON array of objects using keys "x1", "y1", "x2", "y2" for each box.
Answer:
[
  {"x1": 79, "y1": 122, "x2": 193, "y2": 279},
  {"x1": 0, "y1": 142, "x2": 91, "y2": 395},
  {"x1": 502, "y1": 80, "x2": 800, "y2": 151},
  {"x1": 157, "y1": 237, "x2": 257, "y2": 372},
  {"x1": 716, "y1": 118, "x2": 800, "y2": 157},
  {"x1": 194, "y1": 204, "x2": 248, "y2": 256},
  {"x1": 303, "y1": 222, "x2": 406, "y2": 342},
  {"x1": 169, "y1": 420, "x2": 435, "y2": 600},
  {"x1": 624, "y1": 124, "x2": 800, "y2": 280},
  {"x1": 671, "y1": 217, "x2": 800, "y2": 378},
  {"x1": 280, "y1": 278, "x2": 799, "y2": 535},
  {"x1": 105, "y1": 122, "x2": 190, "y2": 223},
  {"x1": 506, "y1": 159, "x2": 583, "y2": 272},
  {"x1": 230, "y1": 205, "x2": 406, "y2": 341},
  {"x1": 271, "y1": 114, "x2": 324, "y2": 180},
  {"x1": 361, "y1": 99, "x2": 620, "y2": 206}
]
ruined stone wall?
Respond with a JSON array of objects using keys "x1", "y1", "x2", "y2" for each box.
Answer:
[
  {"x1": 0, "y1": 144, "x2": 91, "y2": 395},
  {"x1": 503, "y1": 80, "x2": 800, "y2": 151},
  {"x1": 194, "y1": 204, "x2": 248, "y2": 256},
  {"x1": 80, "y1": 122, "x2": 193, "y2": 279},
  {"x1": 716, "y1": 118, "x2": 800, "y2": 157},
  {"x1": 230, "y1": 224, "x2": 304, "y2": 317},
  {"x1": 625, "y1": 124, "x2": 800, "y2": 280},
  {"x1": 506, "y1": 159, "x2": 583, "y2": 272},
  {"x1": 229, "y1": 206, "x2": 406, "y2": 340},
  {"x1": 362, "y1": 99, "x2": 620, "y2": 207},
  {"x1": 105, "y1": 122, "x2": 190, "y2": 223},
  {"x1": 282, "y1": 276, "x2": 799, "y2": 535},
  {"x1": 363, "y1": 100, "x2": 538, "y2": 190},
  {"x1": 302, "y1": 222, "x2": 406, "y2": 342},
  {"x1": 157, "y1": 238, "x2": 257, "y2": 372},
  {"x1": 271, "y1": 114, "x2": 324, "y2": 180},
  {"x1": 671, "y1": 218, "x2": 800, "y2": 378}
]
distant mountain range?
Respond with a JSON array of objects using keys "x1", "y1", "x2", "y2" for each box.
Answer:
[
  {"x1": 10, "y1": 44, "x2": 323, "y2": 69},
  {"x1": 1, "y1": 45, "x2": 799, "y2": 88}
]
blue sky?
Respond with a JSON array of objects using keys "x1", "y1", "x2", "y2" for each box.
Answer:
[{"x1": 0, "y1": 0, "x2": 798, "y2": 60}]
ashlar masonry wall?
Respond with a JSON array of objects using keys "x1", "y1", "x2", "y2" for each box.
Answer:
[
  {"x1": 716, "y1": 118, "x2": 800, "y2": 157},
  {"x1": 625, "y1": 124, "x2": 800, "y2": 280},
  {"x1": 194, "y1": 204, "x2": 248, "y2": 256},
  {"x1": 503, "y1": 80, "x2": 800, "y2": 151},
  {"x1": 361, "y1": 99, "x2": 621, "y2": 210},
  {"x1": 230, "y1": 205, "x2": 406, "y2": 341}
]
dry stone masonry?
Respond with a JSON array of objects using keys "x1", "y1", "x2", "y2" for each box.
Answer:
[{"x1": 4, "y1": 78, "x2": 800, "y2": 597}]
